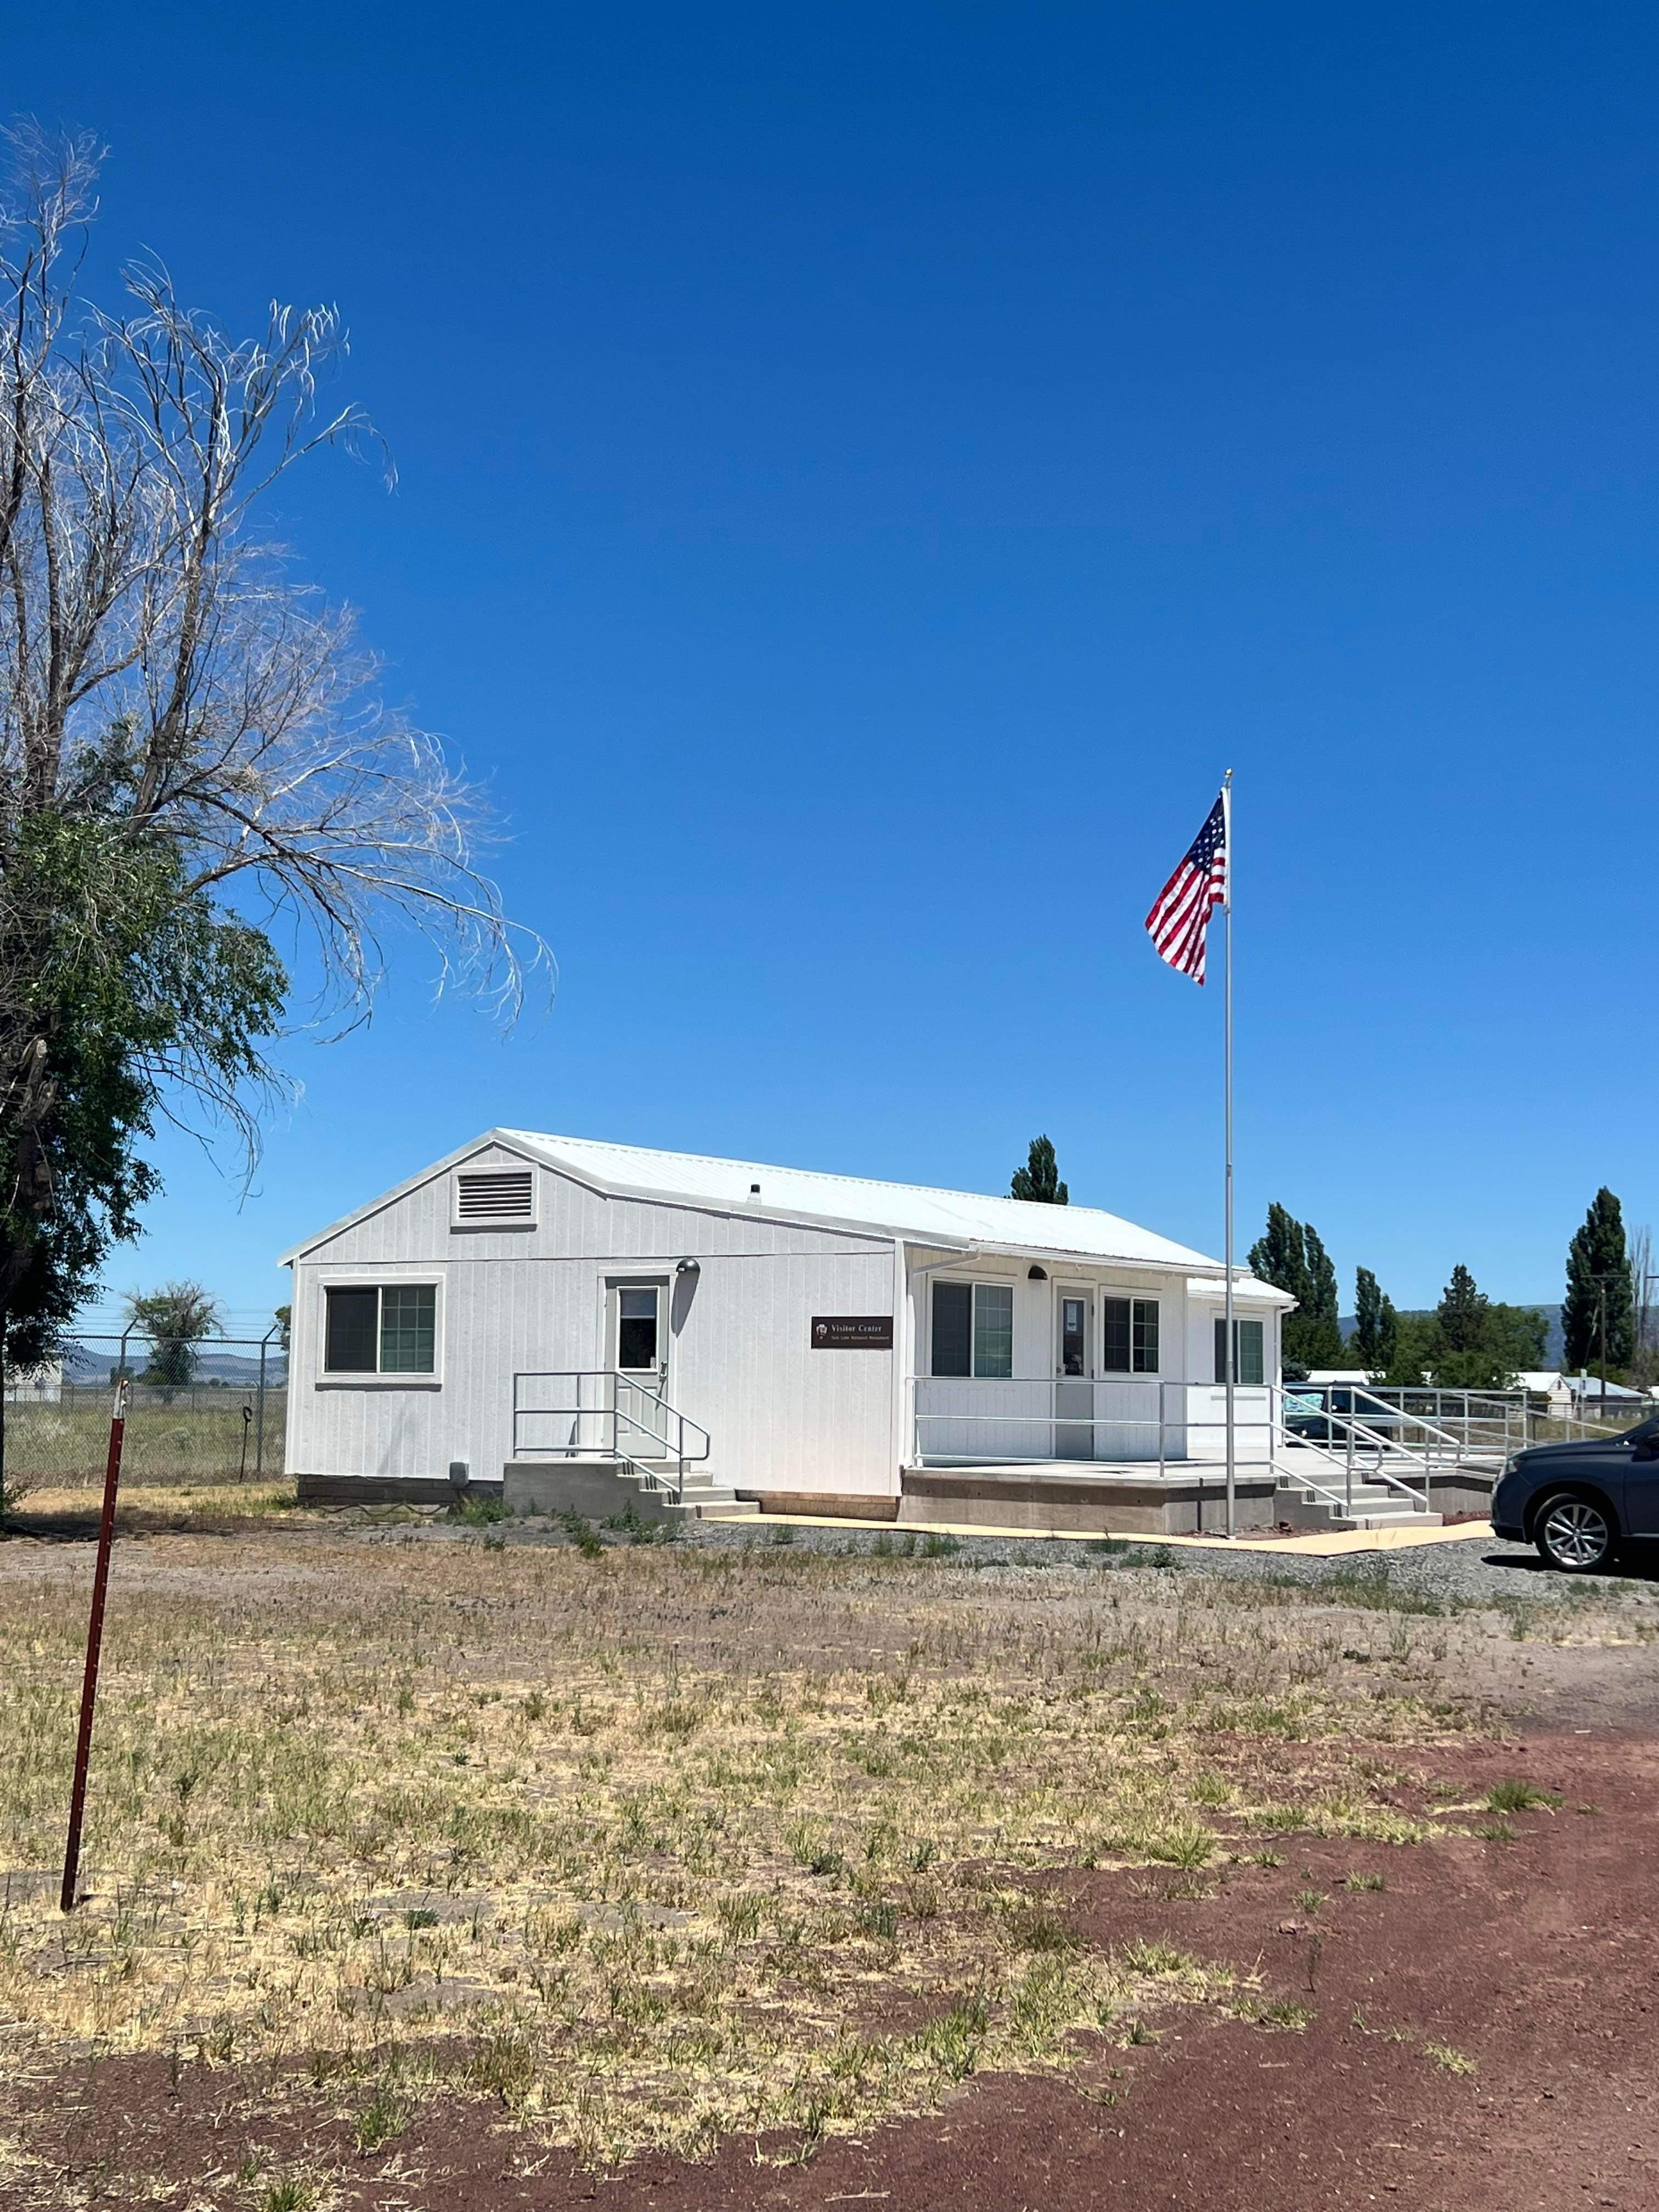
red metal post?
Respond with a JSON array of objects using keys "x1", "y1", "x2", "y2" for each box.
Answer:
[{"x1": 60, "y1": 1375, "x2": 129, "y2": 1913}]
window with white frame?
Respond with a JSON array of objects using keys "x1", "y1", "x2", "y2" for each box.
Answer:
[
  {"x1": 1213, "y1": 1316, "x2": 1265, "y2": 1386},
  {"x1": 324, "y1": 1284, "x2": 437, "y2": 1375},
  {"x1": 931, "y1": 1280, "x2": 1014, "y2": 1379},
  {"x1": 1101, "y1": 1295, "x2": 1160, "y2": 1373}
]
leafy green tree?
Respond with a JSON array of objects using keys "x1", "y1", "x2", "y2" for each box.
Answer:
[
  {"x1": 1248, "y1": 1203, "x2": 1343, "y2": 1374},
  {"x1": 1428, "y1": 1265, "x2": 1546, "y2": 1388},
  {"x1": 1, "y1": 822, "x2": 281, "y2": 1508},
  {"x1": 1011, "y1": 1136, "x2": 1068, "y2": 1205},
  {"x1": 1486, "y1": 1302, "x2": 1548, "y2": 1374},
  {"x1": 124, "y1": 1281, "x2": 225, "y2": 1398},
  {"x1": 1436, "y1": 1265, "x2": 1488, "y2": 1358},
  {"x1": 1378, "y1": 1310, "x2": 1435, "y2": 1387},
  {"x1": 1563, "y1": 1188, "x2": 1635, "y2": 1373}
]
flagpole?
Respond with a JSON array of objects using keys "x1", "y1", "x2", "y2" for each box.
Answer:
[{"x1": 1223, "y1": 768, "x2": 1235, "y2": 1541}]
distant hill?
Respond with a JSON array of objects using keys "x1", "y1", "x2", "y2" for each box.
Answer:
[
  {"x1": 1339, "y1": 1305, "x2": 1564, "y2": 1365},
  {"x1": 65, "y1": 1344, "x2": 286, "y2": 1387}
]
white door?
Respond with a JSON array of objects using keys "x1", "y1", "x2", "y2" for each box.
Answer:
[
  {"x1": 607, "y1": 1280, "x2": 670, "y2": 1460},
  {"x1": 1054, "y1": 1288, "x2": 1094, "y2": 1459}
]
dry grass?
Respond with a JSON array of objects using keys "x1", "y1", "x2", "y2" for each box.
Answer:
[
  {"x1": 3, "y1": 1395, "x2": 290, "y2": 1491},
  {"x1": 0, "y1": 1503, "x2": 1626, "y2": 2165}
]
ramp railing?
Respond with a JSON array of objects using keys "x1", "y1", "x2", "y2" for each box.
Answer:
[{"x1": 511, "y1": 1370, "x2": 710, "y2": 1503}]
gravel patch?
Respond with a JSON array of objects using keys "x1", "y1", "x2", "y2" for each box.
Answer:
[
  {"x1": 675, "y1": 1514, "x2": 1659, "y2": 1612},
  {"x1": 351, "y1": 1502, "x2": 1659, "y2": 1618}
]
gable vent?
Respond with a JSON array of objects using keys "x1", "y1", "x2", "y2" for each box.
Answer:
[{"x1": 455, "y1": 1168, "x2": 535, "y2": 1222}]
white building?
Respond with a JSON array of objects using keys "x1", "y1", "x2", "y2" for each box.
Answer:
[
  {"x1": 280, "y1": 1131, "x2": 1294, "y2": 1532},
  {"x1": 3, "y1": 1359, "x2": 62, "y2": 1404},
  {"x1": 1516, "y1": 1369, "x2": 1656, "y2": 1417}
]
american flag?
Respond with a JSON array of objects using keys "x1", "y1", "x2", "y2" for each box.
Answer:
[{"x1": 1145, "y1": 793, "x2": 1227, "y2": 984}]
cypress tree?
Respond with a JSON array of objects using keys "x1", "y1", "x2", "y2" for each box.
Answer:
[
  {"x1": 1301, "y1": 1225, "x2": 1343, "y2": 1362},
  {"x1": 1376, "y1": 1291, "x2": 1400, "y2": 1374},
  {"x1": 1352, "y1": 1267, "x2": 1393, "y2": 1367},
  {"x1": 1249, "y1": 1204, "x2": 1344, "y2": 1373},
  {"x1": 1011, "y1": 1136, "x2": 1068, "y2": 1205},
  {"x1": 1563, "y1": 1188, "x2": 1634, "y2": 1372},
  {"x1": 1248, "y1": 1204, "x2": 1311, "y2": 1310}
]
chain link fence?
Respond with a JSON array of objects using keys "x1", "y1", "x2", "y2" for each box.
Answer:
[{"x1": 2, "y1": 1334, "x2": 289, "y2": 1491}]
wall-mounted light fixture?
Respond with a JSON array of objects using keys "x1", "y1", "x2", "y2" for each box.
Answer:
[
  {"x1": 676, "y1": 1257, "x2": 701, "y2": 1278},
  {"x1": 1028, "y1": 1265, "x2": 1048, "y2": 1281}
]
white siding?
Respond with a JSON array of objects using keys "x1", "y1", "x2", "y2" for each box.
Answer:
[
  {"x1": 904, "y1": 1254, "x2": 1195, "y2": 1463},
  {"x1": 286, "y1": 1148, "x2": 901, "y2": 1498}
]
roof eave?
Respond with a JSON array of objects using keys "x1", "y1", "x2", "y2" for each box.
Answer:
[{"x1": 276, "y1": 1128, "x2": 543, "y2": 1265}]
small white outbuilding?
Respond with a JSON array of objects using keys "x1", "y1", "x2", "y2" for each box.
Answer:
[{"x1": 280, "y1": 1130, "x2": 1294, "y2": 1532}]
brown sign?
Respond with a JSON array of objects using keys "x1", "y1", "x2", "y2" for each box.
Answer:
[{"x1": 811, "y1": 1315, "x2": 894, "y2": 1351}]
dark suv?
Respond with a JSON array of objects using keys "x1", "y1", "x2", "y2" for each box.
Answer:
[{"x1": 1492, "y1": 1413, "x2": 1659, "y2": 1571}]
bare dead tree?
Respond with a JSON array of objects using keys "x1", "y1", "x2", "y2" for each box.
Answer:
[{"x1": 0, "y1": 125, "x2": 548, "y2": 1402}]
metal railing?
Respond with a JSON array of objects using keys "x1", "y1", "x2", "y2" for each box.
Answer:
[
  {"x1": 906, "y1": 1375, "x2": 1510, "y2": 1519},
  {"x1": 1288, "y1": 1382, "x2": 1658, "y2": 1458},
  {"x1": 1285, "y1": 1384, "x2": 1526, "y2": 1466},
  {"x1": 1526, "y1": 1387, "x2": 1656, "y2": 1443},
  {"x1": 912, "y1": 1376, "x2": 1272, "y2": 1472},
  {"x1": 1275, "y1": 1407, "x2": 1433, "y2": 1518},
  {"x1": 511, "y1": 1370, "x2": 711, "y2": 1502}
]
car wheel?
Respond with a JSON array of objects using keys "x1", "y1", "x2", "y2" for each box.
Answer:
[{"x1": 1533, "y1": 1492, "x2": 1615, "y2": 1573}]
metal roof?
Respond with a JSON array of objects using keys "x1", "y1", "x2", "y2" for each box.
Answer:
[
  {"x1": 281, "y1": 1126, "x2": 1290, "y2": 1288},
  {"x1": 498, "y1": 1129, "x2": 1233, "y2": 1274},
  {"x1": 1186, "y1": 1274, "x2": 1294, "y2": 1305}
]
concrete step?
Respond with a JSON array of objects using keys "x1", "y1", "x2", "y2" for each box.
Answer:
[
  {"x1": 652, "y1": 1475, "x2": 760, "y2": 1521},
  {"x1": 1274, "y1": 1475, "x2": 1441, "y2": 1533},
  {"x1": 664, "y1": 1494, "x2": 761, "y2": 1520}
]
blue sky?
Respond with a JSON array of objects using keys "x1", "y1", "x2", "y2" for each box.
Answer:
[{"x1": 7, "y1": 2, "x2": 1656, "y2": 1332}]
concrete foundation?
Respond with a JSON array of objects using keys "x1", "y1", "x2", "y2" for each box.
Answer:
[
  {"x1": 898, "y1": 1466, "x2": 1280, "y2": 1535},
  {"x1": 296, "y1": 1473, "x2": 504, "y2": 1508},
  {"x1": 740, "y1": 1491, "x2": 901, "y2": 1521},
  {"x1": 501, "y1": 1459, "x2": 673, "y2": 1520},
  {"x1": 1425, "y1": 1468, "x2": 1497, "y2": 1519}
]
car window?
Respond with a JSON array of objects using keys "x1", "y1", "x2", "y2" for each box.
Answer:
[{"x1": 1622, "y1": 1414, "x2": 1659, "y2": 1443}]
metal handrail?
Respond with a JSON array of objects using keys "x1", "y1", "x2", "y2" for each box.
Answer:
[
  {"x1": 1274, "y1": 1425, "x2": 1430, "y2": 1516},
  {"x1": 1281, "y1": 1383, "x2": 1501, "y2": 1513},
  {"x1": 1288, "y1": 1382, "x2": 1496, "y2": 1465},
  {"x1": 1283, "y1": 1403, "x2": 1440, "y2": 1508},
  {"x1": 512, "y1": 1370, "x2": 711, "y2": 1503},
  {"x1": 1270, "y1": 1454, "x2": 1368, "y2": 1521},
  {"x1": 907, "y1": 1376, "x2": 1437, "y2": 1517}
]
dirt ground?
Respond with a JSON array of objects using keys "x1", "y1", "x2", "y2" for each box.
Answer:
[{"x1": 2, "y1": 1510, "x2": 1657, "y2": 2210}]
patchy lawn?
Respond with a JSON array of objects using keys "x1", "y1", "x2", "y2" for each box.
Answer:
[{"x1": 1, "y1": 1498, "x2": 1656, "y2": 2207}]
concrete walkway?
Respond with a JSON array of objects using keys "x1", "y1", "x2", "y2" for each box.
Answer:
[{"x1": 708, "y1": 1510, "x2": 1497, "y2": 1560}]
